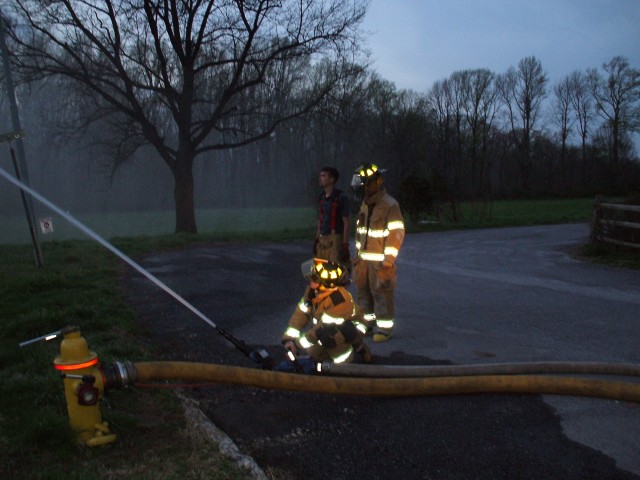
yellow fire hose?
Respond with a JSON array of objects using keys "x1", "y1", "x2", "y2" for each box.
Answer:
[
  {"x1": 131, "y1": 361, "x2": 640, "y2": 403},
  {"x1": 319, "y1": 361, "x2": 640, "y2": 378}
]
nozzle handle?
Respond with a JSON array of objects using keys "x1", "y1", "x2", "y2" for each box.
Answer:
[
  {"x1": 19, "y1": 326, "x2": 77, "y2": 347},
  {"x1": 287, "y1": 350, "x2": 304, "y2": 373}
]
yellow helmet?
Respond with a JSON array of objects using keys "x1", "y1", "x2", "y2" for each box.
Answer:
[
  {"x1": 351, "y1": 163, "x2": 385, "y2": 188},
  {"x1": 309, "y1": 258, "x2": 349, "y2": 288},
  {"x1": 355, "y1": 163, "x2": 381, "y2": 179}
]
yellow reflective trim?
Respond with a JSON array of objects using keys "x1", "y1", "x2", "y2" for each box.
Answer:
[
  {"x1": 363, "y1": 313, "x2": 376, "y2": 321},
  {"x1": 321, "y1": 312, "x2": 345, "y2": 325},
  {"x1": 387, "y1": 220, "x2": 405, "y2": 230},
  {"x1": 359, "y1": 252, "x2": 385, "y2": 261},
  {"x1": 299, "y1": 336, "x2": 314, "y2": 348},
  {"x1": 366, "y1": 228, "x2": 389, "y2": 238},
  {"x1": 384, "y1": 246, "x2": 399, "y2": 257},
  {"x1": 356, "y1": 227, "x2": 389, "y2": 238},
  {"x1": 284, "y1": 327, "x2": 301, "y2": 338},
  {"x1": 297, "y1": 299, "x2": 309, "y2": 313},
  {"x1": 355, "y1": 323, "x2": 368, "y2": 334},
  {"x1": 332, "y1": 346, "x2": 354, "y2": 364},
  {"x1": 355, "y1": 241, "x2": 361, "y2": 250},
  {"x1": 376, "y1": 319, "x2": 394, "y2": 329}
]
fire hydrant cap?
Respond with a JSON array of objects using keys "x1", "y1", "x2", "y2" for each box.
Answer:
[{"x1": 54, "y1": 330, "x2": 98, "y2": 367}]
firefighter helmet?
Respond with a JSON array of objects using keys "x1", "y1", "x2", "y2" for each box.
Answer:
[
  {"x1": 309, "y1": 258, "x2": 349, "y2": 288},
  {"x1": 351, "y1": 163, "x2": 385, "y2": 189}
]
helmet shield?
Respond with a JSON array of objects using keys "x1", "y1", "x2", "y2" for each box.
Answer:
[
  {"x1": 300, "y1": 258, "x2": 314, "y2": 279},
  {"x1": 350, "y1": 173, "x2": 364, "y2": 189}
]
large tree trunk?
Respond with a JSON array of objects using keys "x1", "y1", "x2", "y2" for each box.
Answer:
[{"x1": 172, "y1": 158, "x2": 197, "y2": 234}]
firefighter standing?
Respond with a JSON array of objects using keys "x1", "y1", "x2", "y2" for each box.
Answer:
[
  {"x1": 313, "y1": 167, "x2": 351, "y2": 266},
  {"x1": 277, "y1": 259, "x2": 371, "y2": 372},
  {"x1": 352, "y1": 164, "x2": 405, "y2": 342}
]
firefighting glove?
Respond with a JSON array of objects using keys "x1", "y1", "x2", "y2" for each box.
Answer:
[
  {"x1": 283, "y1": 340, "x2": 298, "y2": 356},
  {"x1": 339, "y1": 243, "x2": 351, "y2": 266}
]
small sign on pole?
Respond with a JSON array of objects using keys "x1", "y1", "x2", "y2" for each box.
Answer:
[{"x1": 39, "y1": 217, "x2": 54, "y2": 234}]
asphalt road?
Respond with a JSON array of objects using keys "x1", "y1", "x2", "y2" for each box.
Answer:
[{"x1": 123, "y1": 223, "x2": 640, "y2": 479}]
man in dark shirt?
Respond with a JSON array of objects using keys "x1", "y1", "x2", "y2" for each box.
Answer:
[{"x1": 314, "y1": 166, "x2": 351, "y2": 267}]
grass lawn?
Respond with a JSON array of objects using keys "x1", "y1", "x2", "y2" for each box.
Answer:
[
  {"x1": 1, "y1": 197, "x2": 636, "y2": 479},
  {"x1": 407, "y1": 197, "x2": 597, "y2": 231},
  {"x1": 0, "y1": 198, "x2": 595, "y2": 245},
  {"x1": 0, "y1": 240, "x2": 253, "y2": 480},
  {"x1": 0, "y1": 207, "x2": 317, "y2": 245}
]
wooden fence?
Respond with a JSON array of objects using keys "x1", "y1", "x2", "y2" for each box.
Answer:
[{"x1": 591, "y1": 196, "x2": 640, "y2": 249}]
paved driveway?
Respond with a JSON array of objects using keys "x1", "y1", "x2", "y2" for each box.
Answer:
[
  {"x1": 124, "y1": 223, "x2": 640, "y2": 479},
  {"x1": 392, "y1": 224, "x2": 640, "y2": 474}
]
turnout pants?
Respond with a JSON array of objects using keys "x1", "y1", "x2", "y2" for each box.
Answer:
[
  {"x1": 315, "y1": 233, "x2": 342, "y2": 262},
  {"x1": 304, "y1": 320, "x2": 363, "y2": 364},
  {"x1": 353, "y1": 260, "x2": 397, "y2": 335}
]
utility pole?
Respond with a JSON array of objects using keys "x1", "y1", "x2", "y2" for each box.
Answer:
[{"x1": 0, "y1": 12, "x2": 44, "y2": 267}]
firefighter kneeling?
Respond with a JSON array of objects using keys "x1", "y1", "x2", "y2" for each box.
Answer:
[{"x1": 276, "y1": 259, "x2": 372, "y2": 373}]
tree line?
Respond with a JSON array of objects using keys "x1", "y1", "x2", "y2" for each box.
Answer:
[{"x1": 1, "y1": 1, "x2": 639, "y2": 233}]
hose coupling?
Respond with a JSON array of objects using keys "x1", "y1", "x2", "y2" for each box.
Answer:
[{"x1": 102, "y1": 361, "x2": 137, "y2": 390}]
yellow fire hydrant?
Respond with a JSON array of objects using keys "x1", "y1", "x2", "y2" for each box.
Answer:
[{"x1": 53, "y1": 328, "x2": 116, "y2": 446}]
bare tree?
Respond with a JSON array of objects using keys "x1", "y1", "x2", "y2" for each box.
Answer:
[
  {"x1": 497, "y1": 56, "x2": 548, "y2": 193},
  {"x1": 428, "y1": 75, "x2": 471, "y2": 193},
  {"x1": 427, "y1": 78, "x2": 455, "y2": 190},
  {"x1": 448, "y1": 71, "x2": 466, "y2": 192},
  {"x1": 587, "y1": 56, "x2": 640, "y2": 168},
  {"x1": 552, "y1": 75, "x2": 574, "y2": 188},
  {"x1": 10, "y1": 0, "x2": 369, "y2": 233},
  {"x1": 567, "y1": 70, "x2": 592, "y2": 186},
  {"x1": 457, "y1": 68, "x2": 499, "y2": 195}
]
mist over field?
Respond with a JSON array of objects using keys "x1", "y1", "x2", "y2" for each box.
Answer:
[{"x1": 1, "y1": 1, "x2": 638, "y2": 240}]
